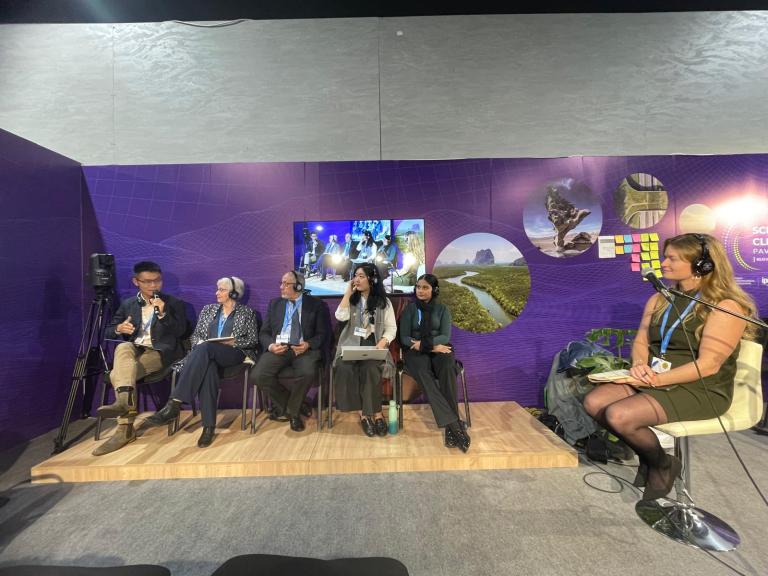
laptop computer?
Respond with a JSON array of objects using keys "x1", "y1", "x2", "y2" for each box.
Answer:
[{"x1": 341, "y1": 346, "x2": 390, "y2": 361}]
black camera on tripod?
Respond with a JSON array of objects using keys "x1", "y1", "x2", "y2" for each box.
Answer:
[{"x1": 89, "y1": 253, "x2": 115, "y2": 292}]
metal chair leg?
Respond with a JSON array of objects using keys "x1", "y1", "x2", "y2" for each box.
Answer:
[
  {"x1": 328, "y1": 366, "x2": 335, "y2": 429},
  {"x1": 396, "y1": 369, "x2": 404, "y2": 430},
  {"x1": 459, "y1": 365, "x2": 471, "y2": 428},
  {"x1": 240, "y1": 367, "x2": 250, "y2": 431},
  {"x1": 94, "y1": 378, "x2": 110, "y2": 441},
  {"x1": 636, "y1": 435, "x2": 740, "y2": 551}
]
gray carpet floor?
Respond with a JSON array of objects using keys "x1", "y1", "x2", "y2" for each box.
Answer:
[{"x1": 1, "y1": 419, "x2": 767, "y2": 576}]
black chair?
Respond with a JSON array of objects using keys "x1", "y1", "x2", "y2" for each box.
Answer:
[
  {"x1": 94, "y1": 364, "x2": 176, "y2": 441},
  {"x1": 169, "y1": 356, "x2": 256, "y2": 435},
  {"x1": 211, "y1": 554, "x2": 409, "y2": 576},
  {"x1": 395, "y1": 350, "x2": 471, "y2": 431},
  {"x1": 250, "y1": 359, "x2": 328, "y2": 433},
  {"x1": 0, "y1": 566, "x2": 170, "y2": 576}
]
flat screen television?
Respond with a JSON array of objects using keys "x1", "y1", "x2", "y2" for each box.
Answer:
[{"x1": 292, "y1": 219, "x2": 426, "y2": 297}]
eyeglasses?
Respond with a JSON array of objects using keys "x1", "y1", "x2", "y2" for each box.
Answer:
[
  {"x1": 137, "y1": 278, "x2": 162, "y2": 285},
  {"x1": 279, "y1": 281, "x2": 294, "y2": 286}
]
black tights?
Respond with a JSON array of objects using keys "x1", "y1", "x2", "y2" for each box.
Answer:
[{"x1": 583, "y1": 385, "x2": 675, "y2": 496}]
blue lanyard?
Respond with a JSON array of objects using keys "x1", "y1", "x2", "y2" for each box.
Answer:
[
  {"x1": 282, "y1": 298, "x2": 301, "y2": 331},
  {"x1": 141, "y1": 312, "x2": 155, "y2": 335},
  {"x1": 659, "y1": 294, "x2": 698, "y2": 356},
  {"x1": 217, "y1": 312, "x2": 228, "y2": 338}
]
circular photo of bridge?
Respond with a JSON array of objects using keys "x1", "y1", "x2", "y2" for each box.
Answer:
[
  {"x1": 433, "y1": 233, "x2": 531, "y2": 334},
  {"x1": 614, "y1": 173, "x2": 669, "y2": 229}
]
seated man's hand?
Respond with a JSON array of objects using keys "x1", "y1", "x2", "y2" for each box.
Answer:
[
  {"x1": 433, "y1": 344, "x2": 452, "y2": 354},
  {"x1": 116, "y1": 316, "x2": 136, "y2": 335},
  {"x1": 291, "y1": 342, "x2": 310, "y2": 356},
  {"x1": 269, "y1": 343, "x2": 289, "y2": 355}
]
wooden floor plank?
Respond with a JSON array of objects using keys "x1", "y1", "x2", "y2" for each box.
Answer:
[{"x1": 31, "y1": 402, "x2": 577, "y2": 483}]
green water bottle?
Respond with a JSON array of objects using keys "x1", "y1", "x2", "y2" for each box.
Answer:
[{"x1": 388, "y1": 400, "x2": 398, "y2": 435}]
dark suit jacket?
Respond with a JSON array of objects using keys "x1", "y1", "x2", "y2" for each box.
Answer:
[
  {"x1": 260, "y1": 294, "x2": 329, "y2": 353},
  {"x1": 107, "y1": 292, "x2": 189, "y2": 365}
]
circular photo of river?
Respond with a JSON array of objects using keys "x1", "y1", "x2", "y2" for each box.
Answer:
[
  {"x1": 433, "y1": 233, "x2": 531, "y2": 334},
  {"x1": 523, "y1": 178, "x2": 602, "y2": 257}
]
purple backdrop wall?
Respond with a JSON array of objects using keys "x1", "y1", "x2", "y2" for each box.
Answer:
[
  {"x1": 0, "y1": 129, "x2": 83, "y2": 452},
  {"x1": 82, "y1": 156, "x2": 768, "y2": 409}
]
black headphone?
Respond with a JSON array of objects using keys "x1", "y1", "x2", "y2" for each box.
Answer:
[
  {"x1": 227, "y1": 276, "x2": 239, "y2": 300},
  {"x1": 290, "y1": 270, "x2": 304, "y2": 292},
  {"x1": 690, "y1": 234, "x2": 715, "y2": 276},
  {"x1": 136, "y1": 291, "x2": 146, "y2": 306}
]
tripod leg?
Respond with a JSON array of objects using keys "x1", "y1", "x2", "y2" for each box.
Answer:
[{"x1": 53, "y1": 296, "x2": 111, "y2": 453}]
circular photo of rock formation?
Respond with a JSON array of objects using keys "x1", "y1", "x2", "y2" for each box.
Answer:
[
  {"x1": 614, "y1": 173, "x2": 669, "y2": 229},
  {"x1": 523, "y1": 178, "x2": 602, "y2": 257},
  {"x1": 433, "y1": 233, "x2": 530, "y2": 334}
]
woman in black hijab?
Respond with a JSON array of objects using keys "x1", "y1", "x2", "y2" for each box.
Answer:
[{"x1": 398, "y1": 274, "x2": 470, "y2": 452}]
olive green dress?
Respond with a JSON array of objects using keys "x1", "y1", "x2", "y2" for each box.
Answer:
[{"x1": 641, "y1": 292, "x2": 739, "y2": 422}]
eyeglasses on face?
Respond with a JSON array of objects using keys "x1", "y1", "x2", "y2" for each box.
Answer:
[{"x1": 136, "y1": 278, "x2": 162, "y2": 285}]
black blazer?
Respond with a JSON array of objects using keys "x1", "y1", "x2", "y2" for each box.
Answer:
[
  {"x1": 107, "y1": 292, "x2": 189, "y2": 365},
  {"x1": 260, "y1": 294, "x2": 328, "y2": 353}
]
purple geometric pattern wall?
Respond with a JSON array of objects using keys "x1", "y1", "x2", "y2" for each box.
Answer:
[{"x1": 83, "y1": 155, "x2": 768, "y2": 407}]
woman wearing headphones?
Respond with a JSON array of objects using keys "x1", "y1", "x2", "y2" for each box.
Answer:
[
  {"x1": 334, "y1": 263, "x2": 397, "y2": 436},
  {"x1": 146, "y1": 276, "x2": 259, "y2": 447},
  {"x1": 583, "y1": 234, "x2": 757, "y2": 500},
  {"x1": 399, "y1": 274, "x2": 470, "y2": 452}
]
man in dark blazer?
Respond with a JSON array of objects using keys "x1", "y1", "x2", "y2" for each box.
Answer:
[
  {"x1": 251, "y1": 270, "x2": 328, "y2": 432},
  {"x1": 93, "y1": 261, "x2": 188, "y2": 456}
]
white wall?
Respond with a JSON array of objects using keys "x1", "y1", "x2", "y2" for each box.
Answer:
[{"x1": 1, "y1": 12, "x2": 767, "y2": 165}]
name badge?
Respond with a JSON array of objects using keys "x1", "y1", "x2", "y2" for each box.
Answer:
[
  {"x1": 651, "y1": 356, "x2": 671, "y2": 373},
  {"x1": 353, "y1": 327, "x2": 368, "y2": 338},
  {"x1": 276, "y1": 332, "x2": 290, "y2": 345}
]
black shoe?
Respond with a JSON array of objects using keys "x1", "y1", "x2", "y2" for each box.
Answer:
[
  {"x1": 198, "y1": 426, "x2": 215, "y2": 448},
  {"x1": 449, "y1": 421, "x2": 471, "y2": 453},
  {"x1": 374, "y1": 418, "x2": 387, "y2": 437},
  {"x1": 633, "y1": 460, "x2": 648, "y2": 488},
  {"x1": 299, "y1": 402, "x2": 312, "y2": 418},
  {"x1": 361, "y1": 417, "x2": 375, "y2": 437},
  {"x1": 641, "y1": 456, "x2": 682, "y2": 501},
  {"x1": 444, "y1": 426, "x2": 457, "y2": 448},
  {"x1": 145, "y1": 399, "x2": 181, "y2": 426},
  {"x1": 289, "y1": 416, "x2": 305, "y2": 432},
  {"x1": 268, "y1": 406, "x2": 289, "y2": 422}
]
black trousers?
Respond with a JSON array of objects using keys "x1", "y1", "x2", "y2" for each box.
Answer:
[
  {"x1": 334, "y1": 359, "x2": 383, "y2": 416},
  {"x1": 251, "y1": 348, "x2": 321, "y2": 417},
  {"x1": 172, "y1": 342, "x2": 246, "y2": 427},
  {"x1": 404, "y1": 349, "x2": 459, "y2": 427}
]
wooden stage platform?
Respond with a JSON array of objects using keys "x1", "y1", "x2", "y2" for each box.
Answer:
[{"x1": 31, "y1": 401, "x2": 577, "y2": 483}]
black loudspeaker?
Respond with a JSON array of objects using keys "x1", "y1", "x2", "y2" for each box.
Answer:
[
  {"x1": 228, "y1": 276, "x2": 239, "y2": 300},
  {"x1": 291, "y1": 270, "x2": 304, "y2": 292},
  {"x1": 691, "y1": 234, "x2": 715, "y2": 276}
]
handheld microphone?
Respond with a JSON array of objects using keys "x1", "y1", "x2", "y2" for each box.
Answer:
[
  {"x1": 640, "y1": 267, "x2": 672, "y2": 301},
  {"x1": 152, "y1": 290, "x2": 160, "y2": 315}
]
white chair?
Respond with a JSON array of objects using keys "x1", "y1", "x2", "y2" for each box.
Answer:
[{"x1": 636, "y1": 339, "x2": 763, "y2": 551}]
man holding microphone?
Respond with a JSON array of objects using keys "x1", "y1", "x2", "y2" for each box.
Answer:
[{"x1": 93, "y1": 261, "x2": 188, "y2": 456}]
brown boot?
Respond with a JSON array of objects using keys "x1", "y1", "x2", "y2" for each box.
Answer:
[
  {"x1": 92, "y1": 423, "x2": 136, "y2": 456},
  {"x1": 97, "y1": 386, "x2": 137, "y2": 419}
]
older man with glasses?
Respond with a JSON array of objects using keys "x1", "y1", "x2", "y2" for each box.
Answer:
[{"x1": 93, "y1": 260, "x2": 188, "y2": 456}]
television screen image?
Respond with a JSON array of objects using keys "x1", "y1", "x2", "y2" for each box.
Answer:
[{"x1": 293, "y1": 218, "x2": 425, "y2": 297}]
